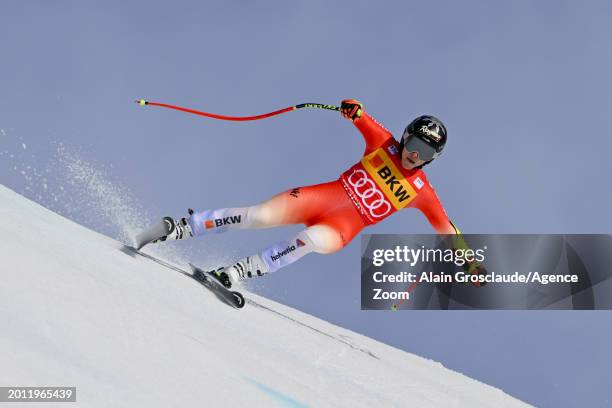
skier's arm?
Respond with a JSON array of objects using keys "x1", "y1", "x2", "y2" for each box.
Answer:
[
  {"x1": 341, "y1": 99, "x2": 393, "y2": 152},
  {"x1": 416, "y1": 192, "x2": 460, "y2": 235},
  {"x1": 416, "y1": 190, "x2": 487, "y2": 286}
]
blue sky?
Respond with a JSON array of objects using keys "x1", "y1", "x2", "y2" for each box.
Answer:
[{"x1": 1, "y1": 1, "x2": 611, "y2": 406}]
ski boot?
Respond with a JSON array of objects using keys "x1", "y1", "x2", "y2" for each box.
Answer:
[
  {"x1": 192, "y1": 266, "x2": 232, "y2": 289},
  {"x1": 204, "y1": 255, "x2": 269, "y2": 289},
  {"x1": 155, "y1": 216, "x2": 192, "y2": 242}
]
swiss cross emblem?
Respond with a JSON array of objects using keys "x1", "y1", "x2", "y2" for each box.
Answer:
[{"x1": 414, "y1": 177, "x2": 425, "y2": 190}]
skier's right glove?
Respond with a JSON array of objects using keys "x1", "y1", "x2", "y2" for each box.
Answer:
[{"x1": 340, "y1": 99, "x2": 363, "y2": 122}]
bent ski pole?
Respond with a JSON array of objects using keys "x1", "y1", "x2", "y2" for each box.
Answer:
[{"x1": 136, "y1": 99, "x2": 339, "y2": 122}]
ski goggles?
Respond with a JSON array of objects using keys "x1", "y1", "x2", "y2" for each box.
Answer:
[{"x1": 402, "y1": 134, "x2": 439, "y2": 162}]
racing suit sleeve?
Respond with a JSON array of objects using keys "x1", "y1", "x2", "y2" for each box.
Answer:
[
  {"x1": 353, "y1": 111, "x2": 394, "y2": 154},
  {"x1": 414, "y1": 187, "x2": 458, "y2": 235},
  {"x1": 415, "y1": 187, "x2": 485, "y2": 284}
]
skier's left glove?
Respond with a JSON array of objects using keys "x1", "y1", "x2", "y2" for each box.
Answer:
[{"x1": 340, "y1": 99, "x2": 363, "y2": 122}]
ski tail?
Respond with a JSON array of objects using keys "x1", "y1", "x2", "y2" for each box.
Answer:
[{"x1": 134, "y1": 217, "x2": 174, "y2": 250}]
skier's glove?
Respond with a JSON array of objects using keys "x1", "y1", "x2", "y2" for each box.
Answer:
[{"x1": 340, "y1": 99, "x2": 363, "y2": 122}]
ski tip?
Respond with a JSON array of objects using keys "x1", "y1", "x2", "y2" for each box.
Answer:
[
  {"x1": 233, "y1": 292, "x2": 246, "y2": 308},
  {"x1": 136, "y1": 99, "x2": 148, "y2": 106}
]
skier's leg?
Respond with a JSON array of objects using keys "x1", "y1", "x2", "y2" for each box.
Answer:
[
  {"x1": 216, "y1": 224, "x2": 344, "y2": 287},
  {"x1": 176, "y1": 181, "x2": 344, "y2": 239},
  {"x1": 187, "y1": 199, "x2": 286, "y2": 237},
  {"x1": 136, "y1": 196, "x2": 293, "y2": 247},
  {"x1": 137, "y1": 180, "x2": 352, "y2": 250}
]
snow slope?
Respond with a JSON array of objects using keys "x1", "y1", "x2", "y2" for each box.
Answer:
[{"x1": 0, "y1": 185, "x2": 530, "y2": 407}]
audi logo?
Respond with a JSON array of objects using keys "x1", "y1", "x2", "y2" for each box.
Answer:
[{"x1": 347, "y1": 169, "x2": 392, "y2": 218}]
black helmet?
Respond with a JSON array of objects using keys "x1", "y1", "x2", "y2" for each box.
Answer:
[{"x1": 400, "y1": 115, "x2": 447, "y2": 162}]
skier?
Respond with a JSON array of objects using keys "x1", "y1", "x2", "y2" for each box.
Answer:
[{"x1": 138, "y1": 99, "x2": 485, "y2": 288}]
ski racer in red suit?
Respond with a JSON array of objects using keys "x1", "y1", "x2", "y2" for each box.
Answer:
[{"x1": 146, "y1": 99, "x2": 485, "y2": 288}]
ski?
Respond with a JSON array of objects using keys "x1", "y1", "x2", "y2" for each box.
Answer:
[
  {"x1": 120, "y1": 245, "x2": 382, "y2": 356},
  {"x1": 122, "y1": 246, "x2": 245, "y2": 309}
]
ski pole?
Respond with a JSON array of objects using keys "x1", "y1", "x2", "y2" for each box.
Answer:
[
  {"x1": 392, "y1": 279, "x2": 422, "y2": 311},
  {"x1": 136, "y1": 99, "x2": 339, "y2": 122}
]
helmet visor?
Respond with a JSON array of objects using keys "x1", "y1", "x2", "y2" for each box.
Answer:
[{"x1": 403, "y1": 135, "x2": 438, "y2": 161}]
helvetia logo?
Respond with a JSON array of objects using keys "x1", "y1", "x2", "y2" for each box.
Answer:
[
  {"x1": 270, "y1": 244, "x2": 297, "y2": 262},
  {"x1": 204, "y1": 215, "x2": 242, "y2": 229}
]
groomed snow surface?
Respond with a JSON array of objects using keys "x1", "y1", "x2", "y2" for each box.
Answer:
[{"x1": 0, "y1": 185, "x2": 530, "y2": 407}]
